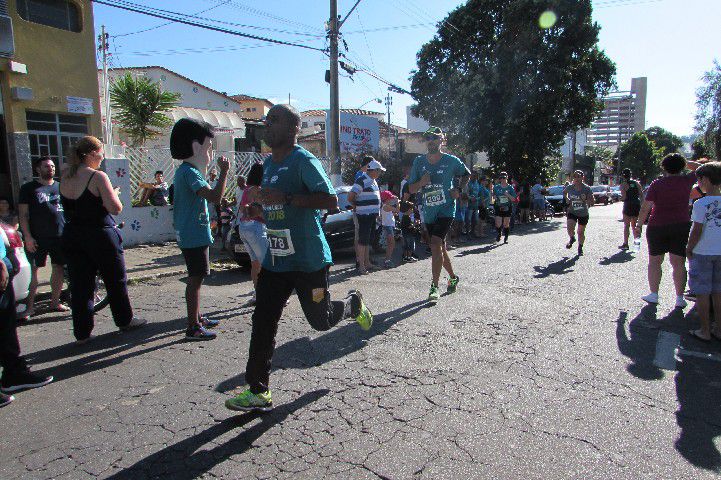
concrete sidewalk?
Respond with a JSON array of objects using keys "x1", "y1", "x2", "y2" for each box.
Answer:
[{"x1": 35, "y1": 238, "x2": 237, "y2": 298}]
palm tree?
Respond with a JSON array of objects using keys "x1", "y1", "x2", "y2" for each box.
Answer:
[{"x1": 109, "y1": 73, "x2": 181, "y2": 146}]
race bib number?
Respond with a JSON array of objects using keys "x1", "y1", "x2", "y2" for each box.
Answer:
[
  {"x1": 571, "y1": 200, "x2": 584, "y2": 211},
  {"x1": 424, "y1": 185, "x2": 446, "y2": 207},
  {"x1": 267, "y1": 229, "x2": 295, "y2": 257},
  {"x1": 498, "y1": 195, "x2": 510, "y2": 205}
]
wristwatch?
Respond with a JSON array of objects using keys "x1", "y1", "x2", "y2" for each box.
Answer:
[{"x1": 284, "y1": 193, "x2": 294, "y2": 206}]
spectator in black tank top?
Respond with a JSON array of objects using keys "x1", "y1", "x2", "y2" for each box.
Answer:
[
  {"x1": 59, "y1": 136, "x2": 146, "y2": 344},
  {"x1": 619, "y1": 168, "x2": 644, "y2": 249}
]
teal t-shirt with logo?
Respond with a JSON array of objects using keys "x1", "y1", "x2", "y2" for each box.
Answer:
[
  {"x1": 493, "y1": 184, "x2": 516, "y2": 212},
  {"x1": 408, "y1": 153, "x2": 470, "y2": 224},
  {"x1": 261, "y1": 146, "x2": 335, "y2": 273},
  {"x1": 467, "y1": 180, "x2": 481, "y2": 208},
  {"x1": 172, "y1": 162, "x2": 213, "y2": 249}
]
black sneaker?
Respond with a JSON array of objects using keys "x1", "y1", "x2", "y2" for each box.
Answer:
[
  {"x1": 0, "y1": 392, "x2": 14, "y2": 408},
  {"x1": 566, "y1": 236, "x2": 576, "y2": 249},
  {"x1": 0, "y1": 370, "x2": 54, "y2": 394},
  {"x1": 185, "y1": 325, "x2": 217, "y2": 341},
  {"x1": 578, "y1": 244, "x2": 584, "y2": 256}
]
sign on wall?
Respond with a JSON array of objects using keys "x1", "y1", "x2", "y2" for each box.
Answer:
[
  {"x1": 67, "y1": 96, "x2": 94, "y2": 115},
  {"x1": 325, "y1": 112, "x2": 380, "y2": 154}
]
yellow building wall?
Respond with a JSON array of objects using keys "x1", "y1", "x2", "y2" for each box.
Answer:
[
  {"x1": 2, "y1": 0, "x2": 101, "y2": 134},
  {"x1": 238, "y1": 100, "x2": 272, "y2": 120}
]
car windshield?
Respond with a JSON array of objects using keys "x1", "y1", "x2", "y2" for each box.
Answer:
[
  {"x1": 547, "y1": 186, "x2": 564, "y2": 196},
  {"x1": 591, "y1": 186, "x2": 607, "y2": 192}
]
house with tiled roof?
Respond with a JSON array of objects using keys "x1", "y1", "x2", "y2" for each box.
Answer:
[
  {"x1": 231, "y1": 94, "x2": 274, "y2": 120},
  {"x1": 99, "y1": 66, "x2": 246, "y2": 152}
]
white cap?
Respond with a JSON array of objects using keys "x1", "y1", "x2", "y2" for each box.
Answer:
[{"x1": 367, "y1": 159, "x2": 386, "y2": 171}]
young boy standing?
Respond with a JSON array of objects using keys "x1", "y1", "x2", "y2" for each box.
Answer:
[
  {"x1": 170, "y1": 118, "x2": 229, "y2": 340},
  {"x1": 686, "y1": 161, "x2": 721, "y2": 342}
]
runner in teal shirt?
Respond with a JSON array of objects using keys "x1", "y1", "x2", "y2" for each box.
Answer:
[
  {"x1": 407, "y1": 126, "x2": 470, "y2": 304},
  {"x1": 260, "y1": 145, "x2": 334, "y2": 272},
  {"x1": 493, "y1": 172, "x2": 516, "y2": 243}
]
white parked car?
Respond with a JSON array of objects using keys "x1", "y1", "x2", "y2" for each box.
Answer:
[{"x1": 0, "y1": 221, "x2": 31, "y2": 304}]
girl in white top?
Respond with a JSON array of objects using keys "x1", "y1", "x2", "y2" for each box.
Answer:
[{"x1": 381, "y1": 191, "x2": 399, "y2": 267}]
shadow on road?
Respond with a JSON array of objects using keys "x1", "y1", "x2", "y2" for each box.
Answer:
[
  {"x1": 615, "y1": 305, "x2": 721, "y2": 472},
  {"x1": 533, "y1": 255, "x2": 578, "y2": 278},
  {"x1": 25, "y1": 317, "x2": 188, "y2": 382},
  {"x1": 104, "y1": 389, "x2": 330, "y2": 480},
  {"x1": 456, "y1": 243, "x2": 500, "y2": 257},
  {"x1": 215, "y1": 300, "x2": 427, "y2": 393},
  {"x1": 599, "y1": 250, "x2": 635, "y2": 265},
  {"x1": 615, "y1": 306, "x2": 663, "y2": 380}
]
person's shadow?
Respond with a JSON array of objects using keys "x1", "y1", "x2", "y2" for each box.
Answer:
[
  {"x1": 533, "y1": 256, "x2": 578, "y2": 278},
  {"x1": 216, "y1": 300, "x2": 427, "y2": 393},
  {"x1": 599, "y1": 250, "x2": 634, "y2": 265},
  {"x1": 615, "y1": 306, "x2": 664, "y2": 380},
  {"x1": 104, "y1": 389, "x2": 330, "y2": 480},
  {"x1": 455, "y1": 243, "x2": 500, "y2": 257}
]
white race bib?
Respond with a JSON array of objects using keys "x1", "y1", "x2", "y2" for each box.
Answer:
[
  {"x1": 424, "y1": 185, "x2": 446, "y2": 207},
  {"x1": 498, "y1": 195, "x2": 510, "y2": 205},
  {"x1": 571, "y1": 200, "x2": 584, "y2": 210},
  {"x1": 267, "y1": 228, "x2": 295, "y2": 257}
]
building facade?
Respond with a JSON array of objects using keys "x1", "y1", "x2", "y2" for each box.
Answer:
[
  {"x1": 99, "y1": 66, "x2": 246, "y2": 153},
  {"x1": 300, "y1": 108, "x2": 385, "y2": 136},
  {"x1": 0, "y1": 0, "x2": 102, "y2": 200},
  {"x1": 586, "y1": 77, "x2": 647, "y2": 149},
  {"x1": 230, "y1": 94, "x2": 273, "y2": 121}
]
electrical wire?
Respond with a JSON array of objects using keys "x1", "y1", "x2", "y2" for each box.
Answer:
[
  {"x1": 113, "y1": 0, "x2": 231, "y2": 38},
  {"x1": 197, "y1": 0, "x2": 323, "y2": 33},
  {"x1": 90, "y1": 0, "x2": 327, "y2": 52}
]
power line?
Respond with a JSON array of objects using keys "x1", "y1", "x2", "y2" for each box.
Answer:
[
  {"x1": 113, "y1": 0, "x2": 231, "y2": 38},
  {"x1": 90, "y1": 0, "x2": 326, "y2": 52},
  {"x1": 198, "y1": 0, "x2": 323, "y2": 33}
]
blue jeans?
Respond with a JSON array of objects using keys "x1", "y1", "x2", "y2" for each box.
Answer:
[
  {"x1": 238, "y1": 220, "x2": 268, "y2": 264},
  {"x1": 403, "y1": 231, "x2": 416, "y2": 254}
]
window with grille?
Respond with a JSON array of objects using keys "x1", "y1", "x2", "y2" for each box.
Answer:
[
  {"x1": 26, "y1": 111, "x2": 88, "y2": 170},
  {"x1": 16, "y1": 0, "x2": 81, "y2": 32}
]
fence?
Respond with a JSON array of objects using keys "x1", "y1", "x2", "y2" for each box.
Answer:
[{"x1": 121, "y1": 146, "x2": 266, "y2": 205}]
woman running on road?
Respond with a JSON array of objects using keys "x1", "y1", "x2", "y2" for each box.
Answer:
[{"x1": 619, "y1": 168, "x2": 643, "y2": 249}]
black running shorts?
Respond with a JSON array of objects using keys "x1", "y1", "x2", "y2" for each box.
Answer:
[
  {"x1": 567, "y1": 213, "x2": 589, "y2": 226},
  {"x1": 425, "y1": 216, "x2": 454, "y2": 240}
]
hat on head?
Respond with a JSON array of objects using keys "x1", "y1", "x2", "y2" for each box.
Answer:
[
  {"x1": 367, "y1": 159, "x2": 386, "y2": 171},
  {"x1": 380, "y1": 190, "x2": 397, "y2": 202},
  {"x1": 423, "y1": 126, "x2": 444, "y2": 138}
]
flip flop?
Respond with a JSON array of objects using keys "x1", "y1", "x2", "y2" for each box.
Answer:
[{"x1": 689, "y1": 329, "x2": 711, "y2": 342}]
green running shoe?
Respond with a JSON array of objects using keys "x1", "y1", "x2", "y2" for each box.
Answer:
[
  {"x1": 351, "y1": 291, "x2": 373, "y2": 331},
  {"x1": 447, "y1": 275, "x2": 459, "y2": 294},
  {"x1": 225, "y1": 388, "x2": 273, "y2": 412},
  {"x1": 428, "y1": 284, "x2": 440, "y2": 303}
]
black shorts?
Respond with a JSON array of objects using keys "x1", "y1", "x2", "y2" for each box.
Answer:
[
  {"x1": 356, "y1": 214, "x2": 377, "y2": 246},
  {"x1": 425, "y1": 217, "x2": 454, "y2": 240},
  {"x1": 478, "y1": 206, "x2": 487, "y2": 221},
  {"x1": 495, "y1": 204, "x2": 512, "y2": 218},
  {"x1": 646, "y1": 222, "x2": 691, "y2": 257},
  {"x1": 181, "y1": 246, "x2": 210, "y2": 278},
  {"x1": 27, "y1": 236, "x2": 65, "y2": 268},
  {"x1": 567, "y1": 213, "x2": 589, "y2": 226},
  {"x1": 623, "y1": 202, "x2": 641, "y2": 217}
]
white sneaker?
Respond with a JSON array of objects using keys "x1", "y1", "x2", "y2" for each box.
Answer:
[
  {"x1": 120, "y1": 317, "x2": 147, "y2": 331},
  {"x1": 642, "y1": 292, "x2": 659, "y2": 304},
  {"x1": 675, "y1": 296, "x2": 688, "y2": 309}
]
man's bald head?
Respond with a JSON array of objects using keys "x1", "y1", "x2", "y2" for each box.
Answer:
[{"x1": 268, "y1": 104, "x2": 301, "y2": 128}]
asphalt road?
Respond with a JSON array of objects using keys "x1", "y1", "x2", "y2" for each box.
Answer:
[{"x1": 2, "y1": 202, "x2": 720, "y2": 479}]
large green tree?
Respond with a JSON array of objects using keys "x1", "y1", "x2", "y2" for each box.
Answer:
[
  {"x1": 643, "y1": 126, "x2": 683, "y2": 155},
  {"x1": 110, "y1": 73, "x2": 181, "y2": 146},
  {"x1": 410, "y1": 0, "x2": 615, "y2": 183},
  {"x1": 617, "y1": 132, "x2": 662, "y2": 184},
  {"x1": 695, "y1": 60, "x2": 721, "y2": 160}
]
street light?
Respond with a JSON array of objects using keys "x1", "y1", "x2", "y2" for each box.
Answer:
[{"x1": 358, "y1": 98, "x2": 382, "y2": 109}]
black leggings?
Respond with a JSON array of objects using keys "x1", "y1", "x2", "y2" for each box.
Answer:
[
  {"x1": 62, "y1": 225, "x2": 133, "y2": 340},
  {"x1": 245, "y1": 266, "x2": 353, "y2": 393}
]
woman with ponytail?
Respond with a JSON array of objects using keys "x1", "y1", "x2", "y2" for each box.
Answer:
[{"x1": 59, "y1": 136, "x2": 145, "y2": 344}]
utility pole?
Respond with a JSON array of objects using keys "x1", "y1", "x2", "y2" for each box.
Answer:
[
  {"x1": 570, "y1": 130, "x2": 577, "y2": 172},
  {"x1": 98, "y1": 26, "x2": 112, "y2": 147},
  {"x1": 385, "y1": 92, "x2": 392, "y2": 159},
  {"x1": 328, "y1": 0, "x2": 341, "y2": 185}
]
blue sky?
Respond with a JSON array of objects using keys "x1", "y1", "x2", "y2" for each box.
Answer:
[{"x1": 94, "y1": 0, "x2": 721, "y2": 136}]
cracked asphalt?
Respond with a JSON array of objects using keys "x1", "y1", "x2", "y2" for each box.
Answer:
[{"x1": 2, "y1": 203, "x2": 721, "y2": 479}]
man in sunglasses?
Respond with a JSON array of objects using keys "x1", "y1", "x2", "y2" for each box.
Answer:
[{"x1": 408, "y1": 127, "x2": 470, "y2": 304}]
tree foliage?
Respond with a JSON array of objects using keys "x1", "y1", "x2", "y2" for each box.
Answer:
[
  {"x1": 110, "y1": 73, "x2": 181, "y2": 146},
  {"x1": 410, "y1": 0, "x2": 615, "y2": 184},
  {"x1": 691, "y1": 136, "x2": 710, "y2": 160},
  {"x1": 643, "y1": 126, "x2": 683, "y2": 155},
  {"x1": 695, "y1": 60, "x2": 721, "y2": 160},
  {"x1": 617, "y1": 132, "x2": 662, "y2": 184}
]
